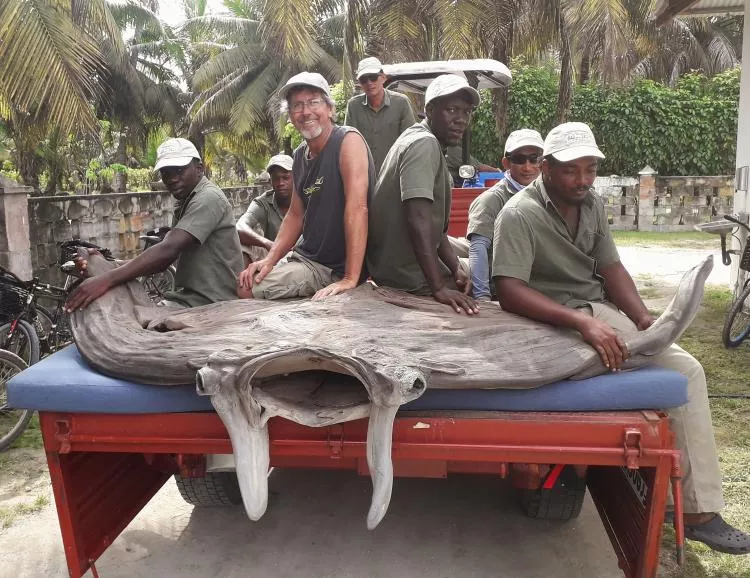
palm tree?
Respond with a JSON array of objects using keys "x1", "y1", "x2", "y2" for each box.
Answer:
[{"x1": 185, "y1": 0, "x2": 342, "y2": 166}]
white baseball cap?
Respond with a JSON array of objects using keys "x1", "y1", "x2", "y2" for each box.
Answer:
[
  {"x1": 356, "y1": 57, "x2": 384, "y2": 79},
  {"x1": 265, "y1": 154, "x2": 294, "y2": 172},
  {"x1": 279, "y1": 72, "x2": 331, "y2": 100},
  {"x1": 543, "y1": 122, "x2": 605, "y2": 162},
  {"x1": 504, "y1": 129, "x2": 544, "y2": 154},
  {"x1": 424, "y1": 74, "x2": 481, "y2": 109},
  {"x1": 154, "y1": 138, "x2": 201, "y2": 172}
]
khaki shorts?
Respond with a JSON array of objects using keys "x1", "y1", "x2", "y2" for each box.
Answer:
[{"x1": 250, "y1": 251, "x2": 340, "y2": 300}]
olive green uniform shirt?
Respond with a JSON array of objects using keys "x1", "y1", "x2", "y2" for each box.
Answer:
[
  {"x1": 467, "y1": 178, "x2": 517, "y2": 240},
  {"x1": 166, "y1": 176, "x2": 244, "y2": 307},
  {"x1": 367, "y1": 120, "x2": 453, "y2": 294},
  {"x1": 491, "y1": 176, "x2": 620, "y2": 308},
  {"x1": 344, "y1": 89, "x2": 416, "y2": 172},
  {"x1": 236, "y1": 189, "x2": 285, "y2": 242}
]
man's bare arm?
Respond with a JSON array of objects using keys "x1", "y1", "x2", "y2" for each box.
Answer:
[
  {"x1": 312, "y1": 132, "x2": 369, "y2": 299},
  {"x1": 495, "y1": 276, "x2": 629, "y2": 370},
  {"x1": 404, "y1": 198, "x2": 477, "y2": 314},
  {"x1": 238, "y1": 191, "x2": 304, "y2": 289},
  {"x1": 237, "y1": 227, "x2": 273, "y2": 251},
  {"x1": 600, "y1": 261, "x2": 654, "y2": 329},
  {"x1": 66, "y1": 229, "x2": 195, "y2": 311}
]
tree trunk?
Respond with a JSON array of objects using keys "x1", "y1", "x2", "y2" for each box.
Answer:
[
  {"x1": 491, "y1": 18, "x2": 514, "y2": 144},
  {"x1": 579, "y1": 47, "x2": 591, "y2": 85},
  {"x1": 555, "y1": 15, "x2": 574, "y2": 124},
  {"x1": 115, "y1": 128, "x2": 128, "y2": 165}
]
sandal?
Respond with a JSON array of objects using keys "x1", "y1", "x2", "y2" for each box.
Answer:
[{"x1": 684, "y1": 514, "x2": 750, "y2": 554}]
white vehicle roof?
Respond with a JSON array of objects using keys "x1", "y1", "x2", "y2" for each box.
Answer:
[{"x1": 382, "y1": 59, "x2": 512, "y2": 93}]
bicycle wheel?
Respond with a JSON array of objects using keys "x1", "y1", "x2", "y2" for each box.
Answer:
[
  {"x1": 0, "y1": 320, "x2": 41, "y2": 365},
  {"x1": 143, "y1": 267, "x2": 176, "y2": 303},
  {"x1": 0, "y1": 349, "x2": 32, "y2": 451},
  {"x1": 722, "y1": 283, "x2": 750, "y2": 348},
  {"x1": 34, "y1": 306, "x2": 72, "y2": 354}
]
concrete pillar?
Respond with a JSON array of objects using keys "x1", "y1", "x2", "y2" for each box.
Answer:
[
  {"x1": 638, "y1": 165, "x2": 658, "y2": 232},
  {"x1": 0, "y1": 176, "x2": 33, "y2": 279}
]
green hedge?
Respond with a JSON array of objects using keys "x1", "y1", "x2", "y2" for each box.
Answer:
[{"x1": 471, "y1": 64, "x2": 740, "y2": 176}]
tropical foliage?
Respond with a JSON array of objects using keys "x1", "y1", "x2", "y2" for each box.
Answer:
[
  {"x1": 0, "y1": 0, "x2": 744, "y2": 193},
  {"x1": 471, "y1": 64, "x2": 740, "y2": 176}
]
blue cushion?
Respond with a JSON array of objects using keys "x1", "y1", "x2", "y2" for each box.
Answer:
[{"x1": 7, "y1": 345, "x2": 688, "y2": 414}]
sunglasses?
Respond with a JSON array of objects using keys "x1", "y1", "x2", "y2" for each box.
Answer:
[
  {"x1": 506, "y1": 153, "x2": 542, "y2": 165},
  {"x1": 359, "y1": 74, "x2": 380, "y2": 84},
  {"x1": 159, "y1": 164, "x2": 191, "y2": 180}
]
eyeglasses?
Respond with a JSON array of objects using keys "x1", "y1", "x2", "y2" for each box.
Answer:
[
  {"x1": 289, "y1": 98, "x2": 326, "y2": 114},
  {"x1": 359, "y1": 74, "x2": 380, "y2": 84},
  {"x1": 506, "y1": 153, "x2": 542, "y2": 165},
  {"x1": 160, "y1": 164, "x2": 190, "y2": 180}
]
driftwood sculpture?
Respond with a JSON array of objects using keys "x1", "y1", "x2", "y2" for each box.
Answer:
[{"x1": 70, "y1": 253, "x2": 712, "y2": 529}]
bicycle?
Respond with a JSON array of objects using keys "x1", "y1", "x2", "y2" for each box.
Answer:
[
  {"x1": 138, "y1": 226, "x2": 176, "y2": 301},
  {"x1": 0, "y1": 348, "x2": 30, "y2": 451},
  {"x1": 695, "y1": 213, "x2": 750, "y2": 347}
]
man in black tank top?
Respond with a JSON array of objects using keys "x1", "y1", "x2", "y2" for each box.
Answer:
[{"x1": 238, "y1": 72, "x2": 375, "y2": 301}]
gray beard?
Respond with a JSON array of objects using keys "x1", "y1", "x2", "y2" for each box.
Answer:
[{"x1": 301, "y1": 125, "x2": 323, "y2": 140}]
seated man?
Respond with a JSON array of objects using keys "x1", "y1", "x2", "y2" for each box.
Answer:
[
  {"x1": 467, "y1": 128, "x2": 543, "y2": 300},
  {"x1": 238, "y1": 72, "x2": 375, "y2": 300},
  {"x1": 367, "y1": 74, "x2": 479, "y2": 315},
  {"x1": 66, "y1": 138, "x2": 244, "y2": 311},
  {"x1": 344, "y1": 56, "x2": 416, "y2": 172},
  {"x1": 236, "y1": 154, "x2": 293, "y2": 265},
  {"x1": 493, "y1": 121, "x2": 750, "y2": 554}
]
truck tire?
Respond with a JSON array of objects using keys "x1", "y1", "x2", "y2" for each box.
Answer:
[
  {"x1": 519, "y1": 466, "x2": 586, "y2": 521},
  {"x1": 174, "y1": 472, "x2": 243, "y2": 507}
]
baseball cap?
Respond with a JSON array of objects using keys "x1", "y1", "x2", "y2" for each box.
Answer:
[
  {"x1": 154, "y1": 138, "x2": 201, "y2": 172},
  {"x1": 279, "y1": 72, "x2": 331, "y2": 100},
  {"x1": 424, "y1": 74, "x2": 481, "y2": 109},
  {"x1": 543, "y1": 122, "x2": 605, "y2": 162},
  {"x1": 356, "y1": 57, "x2": 383, "y2": 79},
  {"x1": 504, "y1": 129, "x2": 544, "y2": 154},
  {"x1": 265, "y1": 154, "x2": 294, "y2": 172}
]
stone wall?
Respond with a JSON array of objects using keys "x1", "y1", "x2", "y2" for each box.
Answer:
[
  {"x1": 593, "y1": 176, "x2": 639, "y2": 231},
  {"x1": 28, "y1": 185, "x2": 264, "y2": 284},
  {"x1": 593, "y1": 170, "x2": 735, "y2": 232},
  {"x1": 0, "y1": 176, "x2": 33, "y2": 279},
  {"x1": 648, "y1": 175, "x2": 735, "y2": 231}
]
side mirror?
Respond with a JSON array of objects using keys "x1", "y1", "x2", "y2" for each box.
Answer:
[{"x1": 458, "y1": 164, "x2": 476, "y2": 179}]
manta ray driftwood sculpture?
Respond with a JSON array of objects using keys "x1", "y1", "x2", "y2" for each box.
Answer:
[{"x1": 70, "y1": 252, "x2": 712, "y2": 529}]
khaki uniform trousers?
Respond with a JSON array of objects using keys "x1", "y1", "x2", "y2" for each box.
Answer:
[
  {"x1": 250, "y1": 251, "x2": 339, "y2": 300},
  {"x1": 589, "y1": 301, "x2": 724, "y2": 514}
]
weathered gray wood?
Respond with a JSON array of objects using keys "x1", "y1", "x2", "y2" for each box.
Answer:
[{"x1": 69, "y1": 252, "x2": 712, "y2": 528}]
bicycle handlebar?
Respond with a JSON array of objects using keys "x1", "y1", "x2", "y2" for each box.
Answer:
[{"x1": 723, "y1": 214, "x2": 750, "y2": 234}]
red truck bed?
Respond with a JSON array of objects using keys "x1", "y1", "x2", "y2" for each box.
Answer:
[{"x1": 40, "y1": 408, "x2": 682, "y2": 578}]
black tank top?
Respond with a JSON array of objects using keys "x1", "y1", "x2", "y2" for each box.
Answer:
[{"x1": 293, "y1": 125, "x2": 375, "y2": 276}]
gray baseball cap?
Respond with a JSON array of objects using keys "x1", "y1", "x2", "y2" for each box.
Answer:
[
  {"x1": 279, "y1": 72, "x2": 331, "y2": 100},
  {"x1": 543, "y1": 122, "x2": 605, "y2": 162}
]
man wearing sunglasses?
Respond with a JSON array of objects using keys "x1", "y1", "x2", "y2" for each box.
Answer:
[
  {"x1": 492, "y1": 122, "x2": 750, "y2": 555},
  {"x1": 344, "y1": 57, "x2": 416, "y2": 172},
  {"x1": 467, "y1": 128, "x2": 544, "y2": 300},
  {"x1": 367, "y1": 74, "x2": 479, "y2": 315},
  {"x1": 66, "y1": 138, "x2": 244, "y2": 311}
]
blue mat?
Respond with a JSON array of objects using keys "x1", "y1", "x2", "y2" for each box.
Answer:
[{"x1": 7, "y1": 345, "x2": 688, "y2": 414}]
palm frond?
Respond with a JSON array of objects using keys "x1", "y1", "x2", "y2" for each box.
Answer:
[
  {"x1": 0, "y1": 0, "x2": 106, "y2": 134},
  {"x1": 192, "y1": 43, "x2": 266, "y2": 88},
  {"x1": 230, "y1": 64, "x2": 281, "y2": 133},
  {"x1": 258, "y1": 0, "x2": 320, "y2": 66}
]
